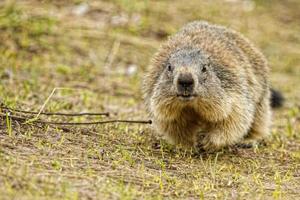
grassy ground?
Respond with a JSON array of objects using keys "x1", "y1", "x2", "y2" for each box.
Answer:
[{"x1": 0, "y1": 0, "x2": 299, "y2": 199}]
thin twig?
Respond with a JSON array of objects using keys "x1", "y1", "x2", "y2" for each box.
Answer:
[
  {"x1": 0, "y1": 113, "x2": 152, "y2": 126},
  {"x1": 35, "y1": 87, "x2": 77, "y2": 120},
  {"x1": 25, "y1": 87, "x2": 85, "y2": 124},
  {"x1": 1, "y1": 105, "x2": 109, "y2": 117}
]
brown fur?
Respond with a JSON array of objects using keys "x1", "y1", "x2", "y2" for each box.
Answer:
[{"x1": 142, "y1": 21, "x2": 271, "y2": 151}]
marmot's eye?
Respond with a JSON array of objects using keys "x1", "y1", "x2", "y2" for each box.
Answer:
[
  {"x1": 167, "y1": 64, "x2": 172, "y2": 72},
  {"x1": 202, "y1": 66, "x2": 207, "y2": 73}
]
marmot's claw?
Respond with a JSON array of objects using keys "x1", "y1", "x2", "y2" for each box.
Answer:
[
  {"x1": 236, "y1": 143, "x2": 254, "y2": 149},
  {"x1": 197, "y1": 138, "x2": 219, "y2": 153}
]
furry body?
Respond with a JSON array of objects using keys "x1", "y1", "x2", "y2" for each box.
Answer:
[{"x1": 143, "y1": 21, "x2": 273, "y2": 151}]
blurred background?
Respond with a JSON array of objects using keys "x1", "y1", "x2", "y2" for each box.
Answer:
[{"x1": 0, "y1": 0, "x2": 299, "y2": 199}]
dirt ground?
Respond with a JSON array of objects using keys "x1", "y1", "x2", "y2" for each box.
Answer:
[{"x1": 0, "y1": 0, "x2": 299, "y2": 199}]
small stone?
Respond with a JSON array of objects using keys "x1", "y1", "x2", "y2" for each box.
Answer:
[
  {"x1": 125, "y1": 64, "x2": 137, "y2": 76},
  {"x1": 72, "y1": 3, "x2": 89, "y2": 16}
]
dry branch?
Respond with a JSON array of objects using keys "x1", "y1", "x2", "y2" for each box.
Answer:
[
  {"x1": 1, "y1": 105, "x2": 109, "y2": 117},
  {"x1": 0, "y1": 113, "x2": 152, "y2": 126}
]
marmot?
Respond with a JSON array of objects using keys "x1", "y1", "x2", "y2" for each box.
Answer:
[{"x1": 143, "y1": 21, "x2": 283, "y2": 151}]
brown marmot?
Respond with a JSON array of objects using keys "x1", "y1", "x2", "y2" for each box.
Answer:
[{"x1": 142, "y1": 21, "x2": 283, "y2": 151}]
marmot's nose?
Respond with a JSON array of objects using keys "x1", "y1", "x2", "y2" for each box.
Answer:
[{"x1": 177, "y1": 74, "x2": 194, "y2": 91}]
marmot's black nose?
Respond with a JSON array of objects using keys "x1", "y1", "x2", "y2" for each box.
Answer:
[{"x1": 177, "y1": 74, "x2": 194, "y2": 92}]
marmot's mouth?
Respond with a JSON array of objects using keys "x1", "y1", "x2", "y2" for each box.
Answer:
[{"x1": 177, "y1": 94, "x2": 197, "y2": 100}]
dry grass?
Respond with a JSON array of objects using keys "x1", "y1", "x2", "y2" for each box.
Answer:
[{"x1": 0, "y1": 0, "x2": 299, "y2": 199}]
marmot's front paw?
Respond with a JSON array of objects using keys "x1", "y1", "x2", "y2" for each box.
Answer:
[{"x1": 197, "y1": 133, "x2": 224, "y2": 152}]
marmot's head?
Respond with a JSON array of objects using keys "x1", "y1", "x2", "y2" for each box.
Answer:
[
  {"x1": 153, "y1": 47, "x2": 224, "y2": 103},
  {"x1": 145, "y1": 45, "x2": 240, "y2": 120}
]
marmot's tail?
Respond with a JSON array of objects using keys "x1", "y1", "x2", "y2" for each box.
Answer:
[{"x1": 270, "y1": 88, "x2": 284, "y2": 108}]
